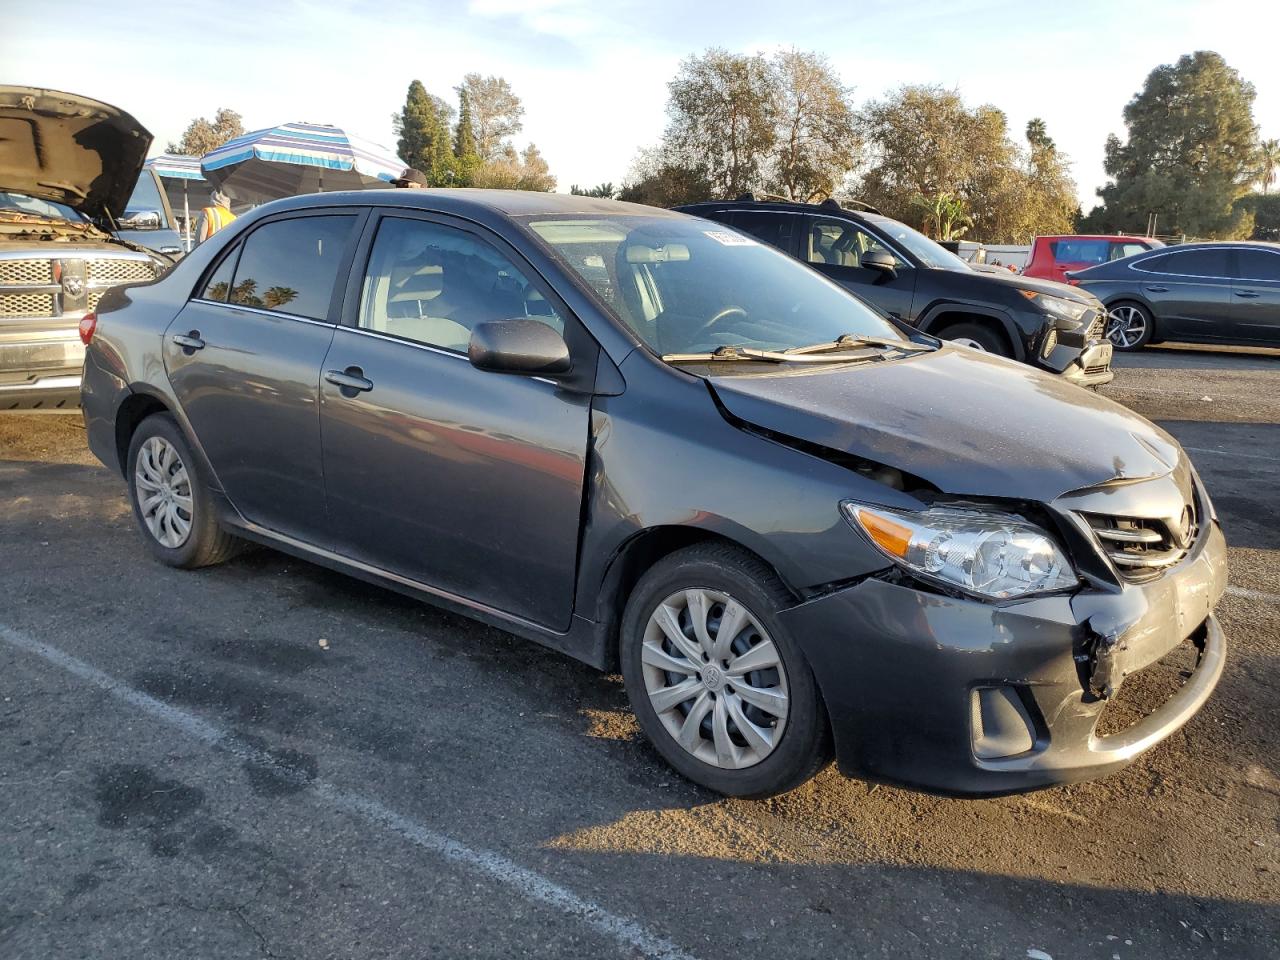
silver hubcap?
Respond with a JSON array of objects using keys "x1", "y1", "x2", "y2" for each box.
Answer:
[
  {"x1": 641, "y1": 588, "x2": 789, "y2": 769},
  {"x1": 951, "y1": 336, "x2": 985, "y2": 351},
  {"x1": 134, "y1": 436, "x2": 193, "y2": 549},
  {"x1": 1106, "y1": 306, "x2": 1146, "y2": 348}
]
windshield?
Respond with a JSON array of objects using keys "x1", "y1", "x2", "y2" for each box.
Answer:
[
  {"x1": 864, "y1": 214, "x2": 970, "y2": 271},
  {"x1": 526, "y1": 215, "x2": 904, "y2": 356},
  {"x1": 0, "y1": 191, "x2": 82, "y2": 222},
  {"x1": 123, "y1": 172, "x2": 171, "y2": 228}
]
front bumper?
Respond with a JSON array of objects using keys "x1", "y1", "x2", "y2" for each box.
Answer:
[
  {"x1": 0, "y1": 329, "x2": 84, "y2": 412},
  {"x1": 779, "y1": 520, "x2": 1226, "y2": 796},
  {"x1": 1059, "y1": 338, "x2": 1114, "y2": 388}
]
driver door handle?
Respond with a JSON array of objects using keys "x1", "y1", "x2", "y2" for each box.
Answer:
[
  {"x1": 171, "y1": 332, "x2": 205, "y2": 350},
  {"x1": 324, "y1": 367, "x2": 374, "y2": 393},
  {"x1": 1234, "y1": 290, "x2": 1260, "y2": 299}
]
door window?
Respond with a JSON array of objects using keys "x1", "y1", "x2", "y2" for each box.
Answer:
[
  {"x1": 1139, "y1": 248, "x2": 1230, "y2": 279},
  {"x1": 727, "y1": 211, "x2": 793, "y2": 251},
  {"x1": 1051, "y1": 239, "x2": 1110, "y2": 264},
  {"x1": 359, "y1": 217, "x2": 564, "y2": 352},
  {"x1": 1113, "y1": 242, "x2": 1150, "y2": 260},
  {"x1": 227, "y1": 215, "x2": 357, "y2": 320},
  {"x1": 804, "y1": 217, "x2": 904, "y2": 268},
  {"x1": 200, "y1": 242, "x2": 238, "y2": 301},
  {"x1": 1235, "y1": 248, "x2": 1280, "y2": 281}
]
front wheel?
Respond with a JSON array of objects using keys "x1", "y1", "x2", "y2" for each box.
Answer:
[
  {"x1": 1105, "y1": 302, "x2": 1154, "y2": 351},
  {"x1": 619, "y1": 543, "x2": 831, "y2": 797},
  {"x1": 940, "y1": 322, "x2": 1010, "y2": 356},
  {"x1": 126, "y1": 413, "x2": 241, "y2": 568}
]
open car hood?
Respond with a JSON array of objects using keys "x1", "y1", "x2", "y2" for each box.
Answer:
[
  {"x1": 0, "y1": 86, "x2": 152, "y2": 222},
  {"x1": 707, "y1": 347, "x2": 1182, "y2": 502}
]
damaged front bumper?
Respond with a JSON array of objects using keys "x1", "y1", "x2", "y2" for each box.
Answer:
[{"x1": 778, "y1": 519, "x2": 1227, "y2": 796}]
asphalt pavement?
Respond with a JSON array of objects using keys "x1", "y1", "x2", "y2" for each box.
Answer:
[{"x1": 1, "y1": 343, "x2": 1277, "y2": 960}]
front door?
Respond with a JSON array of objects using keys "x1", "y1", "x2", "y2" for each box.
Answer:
[
  {"x1": 164, "y1": 211, "x2": 361, "y2": 542},
  {"x1": 801, "y1": 215, "x2": 917, "y2": 321},
  {"x1": 1231, "y1": 246, "x2": 1280, "y2": 344},
  {"x1": 319, "y1": 213, "x2": 593, "y2": 630}
]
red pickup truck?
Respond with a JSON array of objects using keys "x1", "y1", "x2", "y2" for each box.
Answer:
[{"x1": 1023, "y1": 235, "x2": 1162, "y2": 283}]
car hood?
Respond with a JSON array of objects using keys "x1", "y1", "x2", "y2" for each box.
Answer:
[
  {"x1": 979, "y1": 269, "x2": 1093, "y2": 302},
  {"x1": 0, "y1": 86, "x2": 152, "y2": 222},
  {"x1": 707, "y1": 347, "x2": 1182, "y2": 501}
]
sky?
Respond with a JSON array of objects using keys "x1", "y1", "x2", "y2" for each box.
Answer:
[{"x1": 4, "y1": 0, "x2": 1278, "y2": 208}]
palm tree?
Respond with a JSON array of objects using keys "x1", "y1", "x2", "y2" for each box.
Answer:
[
  {"x1": 1260, "y1": 139, "x2": 1280, "y2": 195},
  {"x1": 912, "y1": 192, "x2": 972, "y2": 241}
]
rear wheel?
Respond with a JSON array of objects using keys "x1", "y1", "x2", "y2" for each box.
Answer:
[
  {"x1": 620, "y1": 543, "x2": 831, "y2": 797},
  {"x1": 1105, "y1": 302, "x2": 1153, "y2": 351},
  {"x1": 941, "y1": 322, "x2": 1010, "y2": 356},
  {"x1": 127, "y1": 413, "x2": 241, "y2": 568}
]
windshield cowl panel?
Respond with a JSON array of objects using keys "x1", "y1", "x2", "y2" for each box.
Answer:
[{"x1": 525, "y1": 214, "x2": 909, "y2": 360}]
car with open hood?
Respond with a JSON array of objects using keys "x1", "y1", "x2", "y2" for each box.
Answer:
[
  {"x1": 81, "y1": 190, "x2": 1225, "y2": 798},
  {"x1": 0, "y1": 86, "x2": 169, "y2": 411},
  {"x1": 678, "y1": 196, "x2": 1115, "y2": 388}
]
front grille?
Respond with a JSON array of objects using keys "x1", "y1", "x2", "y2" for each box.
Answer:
[
  {"x1": 1087, "y1": 314, "x2": 1105, "y2": 340},
  {"x1": 1084, "y1": 361, "x2": 1111, "y2": 376},
  {"x1": 1095, "y1": 630, "x2": 1204, "y2": 737},
  {"x1": 0, "y1": 292, "x2": 57, "y2": 318},
  {"x1": 0, "y1": 259, "x2": 54, "y2": 285},
  {"x1": 87, "y1": 258, "x2": 154, "y2": 283},
  {"x1": 1083, "y1": 503, "x2": 1199, "y2": 581}
]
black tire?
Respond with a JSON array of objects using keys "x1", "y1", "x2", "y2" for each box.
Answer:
[
  {"x1": 1105, "y1": 301, "x2": 1154, "y2": 351},
  {"x1": 619, "y1": 542, "x2": 832, "y2": 798},
  {"x1": 940, "y1": 322, "x2": 1010, "y2": 356},
  {"x1": 126, "y1": 413, "x2": 241, "y2": 569}
]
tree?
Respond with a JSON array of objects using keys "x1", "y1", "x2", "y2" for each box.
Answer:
[
  {"x1": 167, "y1": 108, "x2": 244, "y2": 156},
  {"x1": 855, "y1": 86, "x2": 1075, "y2": 242},
  {"x1": 664, "y1": 49, "x2": 778, "y2": 198},
  {"x1": 1088, "y1": 51, "x2": 1260, "y2": 238},
  {"x1": 393, "y1": 80, "x2": 454, "y2": 186},
  {"x1": 453, "y1": 89, "x2": 480, "y2": 185},
  {"x1": 618, "y1": 148, "x2": 712, "y2": 206},
  {"x1": 911, "y1": 192, "x2": 972, "y2": 241},
  {"x1": 570, "y1": 183, "x2": 618, "y2": 198},
  {"x1": 470, "y1": 144, "x2": 557, "y2": 192},
  {"x1": 1260, "y1": 138, "x2": 1280, "y2": 195},
  {"x1": 767, "y1": 49, "x2": 859, "y2": 201},
  {"x1": 457, "y1": 74, "x2": 524, "y2": 161}
]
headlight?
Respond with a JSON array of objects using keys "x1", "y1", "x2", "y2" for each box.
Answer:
[
  {"x1": 1018, "y1": 289, "x2": 1089, "y2": 323},
  {"x1": 841, "y1": 502, "x2": 1079, "y2": 600}
]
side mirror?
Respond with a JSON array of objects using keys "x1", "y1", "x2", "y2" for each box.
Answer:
[
  {"x1": 468, "y1": 319, "x2": 572, "y2": 377},
  {"x1": 860, "y1": 249, "x2": 897, "y2": 278},
  {"x1": 117, "y1": 210, "x2": 162, "y2": 230}
]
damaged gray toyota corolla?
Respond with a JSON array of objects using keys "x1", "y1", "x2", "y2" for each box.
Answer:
[{"x1": 80, "y1": 191, "x2": 1226, "y2": 797}]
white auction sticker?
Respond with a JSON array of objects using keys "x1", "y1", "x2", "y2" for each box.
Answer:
[{"x1": 703, "y1": 230, "x2": 757, "y2": 246}]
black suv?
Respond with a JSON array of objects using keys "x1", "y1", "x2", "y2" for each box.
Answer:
[{"x1": 679, "y1": 197, "x2": 1114, "y2": 387}]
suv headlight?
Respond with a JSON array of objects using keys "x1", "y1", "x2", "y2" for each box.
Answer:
[
  {"x1": 841, "y1": 502, "x2": 1079, "y2": 600},
  {"x1": 1018, "y1": 289, "x2": 1089, "y2": 323}
]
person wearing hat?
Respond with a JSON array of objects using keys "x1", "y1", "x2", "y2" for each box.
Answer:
[
  {"x1": 195, "y1": 190, "x2": 237, "y2": 245},
  {"x1": 393, "y1": 168, "x2": 429, "y2": 189}
]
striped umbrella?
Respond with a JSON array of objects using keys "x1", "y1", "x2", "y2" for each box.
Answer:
[
  {"x1": 145, "y1": 154, "x2": 210, "y2": 250},
  {"x1": 200, "y1": 122, "x2": 403, "y2": 202}
]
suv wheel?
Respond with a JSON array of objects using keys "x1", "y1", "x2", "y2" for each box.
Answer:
[
  {"x1": 127, "y1": 413, "x2": 241, "y2": 568},
  {"x1": 620, "y1": 543, "x2": 831, "y2": 797},
  {"x1": 1105, "y1": 302, "x2": 1153, "y2": 351},
  {"x1": 941, "y1": 322, "x2": 1009, "y2": 356}
]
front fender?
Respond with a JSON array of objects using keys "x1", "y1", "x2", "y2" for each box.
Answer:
[{"x1": 916, "y1": 300, "x2": 1028, "y2": 361}]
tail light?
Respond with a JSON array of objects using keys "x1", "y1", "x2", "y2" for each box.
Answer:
[
  {"x1": 1065, "y1": 277, "x2": 1081, "y2": 286},
  {"x1": 78, "y1": 312, "x2": 98, "y2": 345}
]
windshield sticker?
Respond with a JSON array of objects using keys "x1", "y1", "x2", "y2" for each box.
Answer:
[{"x1": 704, "y1": 230, "x2": 757, "y2": 247}]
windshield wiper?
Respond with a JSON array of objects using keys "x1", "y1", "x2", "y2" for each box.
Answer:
[
  {"x1": 662, "y1": 343, "x2": 885, "y2": 364},
  {"x1": 784, "y1": 333, "x2": 932, "y2": 355}
]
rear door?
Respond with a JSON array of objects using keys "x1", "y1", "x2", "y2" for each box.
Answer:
[
  {"x1": 164, "y1": 210, "x2": 363, "y2": 543},
  {"x1": 1230, "y1": 246, "x2": 1280, "y2": 344},
  {"x1": 800, "y1": 215, "x2": 917, "y2": 320},
  {"x1": 1129, "y1": 247, "x2": 1233, "y2": 341},
  {"x1": 318, "y1": 211, "x2": 594, "y2": 630}
]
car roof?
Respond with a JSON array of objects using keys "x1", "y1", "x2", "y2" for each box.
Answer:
[
  {"x1": 1036, "y1": 234, "x2": 1154, "y2": 242},
  {"x1": 244, "y1": 188, "x2": 682, "y2": 220},
  {"x1": 679, "y1": 199, "x2": 875, "y2": 220}
]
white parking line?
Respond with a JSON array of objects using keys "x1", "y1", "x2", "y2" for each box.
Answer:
[
  {"x1": 0, "y1": 624, "x2": 698, "y2": 960},
  {"x1": 1183, "y1": 446, "x2": 1280, "y2": 464},
  {"x1": 1226, "y1": 585, "x2": 1280, "y2": 605}
]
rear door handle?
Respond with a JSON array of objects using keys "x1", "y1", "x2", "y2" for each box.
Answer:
[
  {"x1": 171, "y1": 332, "x2": 205, "y2": 351},
  {"x1": 1234, "y1": 290, "x2": 1260, "y2": 299},
  {"x1": 324, "y1": 367, "x2": 374, "y2": 393},
  {"x1": 1144, "y1": 285, "x2": 1169, "y2": 293}
]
